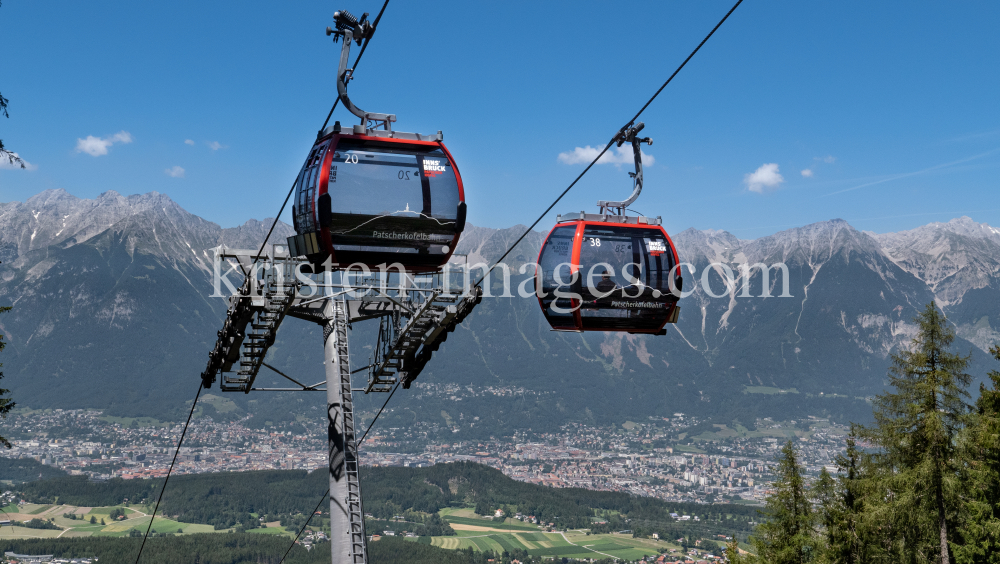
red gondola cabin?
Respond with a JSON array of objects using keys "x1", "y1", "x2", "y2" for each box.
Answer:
[
  {"x1": 536, "y1": 214, "x2": 681, "y2": 333},
  {"x1": 287, "y1": 124, "x2": 466, "y2": 271}
]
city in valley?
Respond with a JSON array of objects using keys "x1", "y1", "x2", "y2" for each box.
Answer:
[{"x1": 1, "y1": 383, "x2": 849, "y2": 506}]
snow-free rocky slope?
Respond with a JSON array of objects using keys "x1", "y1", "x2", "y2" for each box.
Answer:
[{"x1": 1, "y1": 189, "x2": 998, "y2": 428}]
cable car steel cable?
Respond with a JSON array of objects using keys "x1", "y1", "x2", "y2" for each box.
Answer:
[
  {"x1": 278, "y1": 488, "x2": 332, "y2": 564},
  {"x1": 212, "y1": 2, "x2": 743, "y2": 560},
  {"x1": 134, "y1": 381, "x2": 204, "y2": 564},
  {"x1": 249, "y1": 0, "x2": 391, "y2": 276},
  {"x1": 143, "y1": 7, "x2": 395, "y2": 564},
  {"x1": 139, "y1": 7, "x2": 397, "y2": 558},
  {"x1": 276, "y1": 3, "x2": 745, "y2": 556},
  {"x1": 276, "y1": 384, "x2": 398, "y2": 564},
  {"x1": 318, "y1": 0, "x2": 391, "y2": 136},
  {"x1": 285, "y1": 9, "x2": 467, "y2": 271},
  {"x1": 537, "y1": 123, "x2": 683, "y2": 334},
  {"x1": 472, "y1": 0, "x2": 745, "y2": 289}
]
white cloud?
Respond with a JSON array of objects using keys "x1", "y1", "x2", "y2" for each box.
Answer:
[
  {"x1": 557, "y1": 144, "x2": 654, "y2": 167},
  {"x1": 207, "y1": 141, "x2": 227, "y2": 151},
  {"x1": 110, "y1": 131, "x2": 133, "y2": 144},
  {"x1": 184, "y1": 139, "x2": 195, "y2": 146},
  {"x1": 744, "y1": 163, "x2": 784, "y2": 193},
  {"x1": 0, "y1": 152, "x2": 37, "y2": 171},
  {"x1": 801, "y1": 169, "x2": 814, "y2": 178},
  {"x1": 75, "y1": 131, "x2": 133, "y2": 157},
  {"x1": 818, "y1": 155, "x2": 836, "y2": 164},
  {"x1": 164, "y1": 165, "x2": 185, "y2": 178}
]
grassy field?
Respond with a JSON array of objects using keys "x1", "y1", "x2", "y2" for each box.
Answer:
[
  {"x1": 431, "y1": 509, "x2": 673, "y2": 561},
  {"x1": 246, "y1": 525, "x2": 294, "y2": 536},
  {"x1": 198, "y1": 394, "x2": 240, "y2": 414},
  {"x1": 430, "y1": 530, "x2": 670, "y2": 560},
  {"x1": 440, "y1": 507, "x2": 543, "y2": 532},
  {"x1": 0, "y1": 503, "x2": 233, "y2": 540},
  {"x1": 444, "y1": 516, "x2": 540, "y2": 532}
]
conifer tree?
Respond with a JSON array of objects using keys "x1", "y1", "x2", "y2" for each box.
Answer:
[
  {"x1": 0, "y1": 303, "x2": 13, "y2": 449},
  {"x1": 813, "y1": 434, "x2": 869, "y2": 564},
  {"x1": 957, "y1": 344, "x2": 1000, "y2": 564},
  {"x1": 726, "y1": 536, "x2": 746, "y2": 563},
  {"x1": 813, "y1": 466, "x2": 838, "y2": 562},
  {"x1": 0, "y1": 1, "x2": 24, "y2": 169},
  {"x1": 749, "y1": 440, "x2": 820, "y2": 563},
  {"x1": 855, "y1": 302, "x2": 971, "y2": 564}
]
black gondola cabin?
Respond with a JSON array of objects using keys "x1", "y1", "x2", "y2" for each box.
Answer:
[
  {"x1": 536, "y1": 215, "x2": 681, "y2": 334},
  {"x1": 287, "y1": 127, "x2": 466, "y2": 271}
]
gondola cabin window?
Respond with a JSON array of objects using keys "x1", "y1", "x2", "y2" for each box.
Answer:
[
  {"x1": 577, "y1": 225, "x2": 676, "y2": 298},
  {"x1": 536, "y1": 224, "x2": 579, "y2": 328},
  {"x1": 328, "y1": 141, "x2": 459, "y2": 226}
]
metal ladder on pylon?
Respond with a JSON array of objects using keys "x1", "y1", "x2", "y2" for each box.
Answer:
[
  {"x1": 332, "y1": 297, "x2": 367, "y2": 563},
  {"x1": 366, "y1": 290, "x2": 472, "y2": 392},
  {"x1": 217, "y1": 255, "x2": 295, "y2": 392}
]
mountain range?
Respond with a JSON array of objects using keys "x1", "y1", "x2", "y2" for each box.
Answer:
[{"x1": 1, "y1": 189, "x2": 999, "y2": 432}]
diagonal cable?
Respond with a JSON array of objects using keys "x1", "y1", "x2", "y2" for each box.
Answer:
[
  {"x1": 252, "y1": 0, "x2": 392, "y2": 278},
  {"x1": 474, "y1": 0, "x2": 744, "y2": 287},
  {"x1": 134, "y1": 381, "x2": 204, "y2": 563},
  {"x1": 275, "y1": 378, "x2": 399, "y2": 563},
  {"x1": 271, "y1": 2, "x2": 741, "y2": 560},
  {"x1": 319, "y1": 0, "x2": 391, "y2": 133},
  {"x1": 358, "y1": 380, "x2": 400, "y2": 445},
  {"x1": 277, "y1": 488, "x2": 331, "y2": 564}
]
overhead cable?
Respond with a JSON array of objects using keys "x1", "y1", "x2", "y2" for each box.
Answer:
[
  {"x1": 275, "y1": 378, "x2": 399, "y2": 563},
  {"x1": 253, "y1": 0, "x2": 391, "y2": 273},
  {"x1": 358, "y1": 380, "x2": 400, "y2": 445},
  {"x1": 273, "y1": 5, "x2": 395, "y2": 562},
  {"x1": 134, "y1": 381, "x2": 204, "y2": 564},
  {"x1": 277, "y1": 488, "x2": 331, "y2": 564},
  {"x1": 319, "y1": 0, "x2": 391, "y2": 134},
  {"x1": 474, "y1": 0, "x2": 744, "y2": 287}
]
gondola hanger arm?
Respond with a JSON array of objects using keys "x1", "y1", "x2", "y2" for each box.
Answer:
[
  {"x1": 598, "y1": 122, "x2": 653, "y2": 215},
  {"x1": 327, "y1": 10, "x2": 396, "y2": 131}
]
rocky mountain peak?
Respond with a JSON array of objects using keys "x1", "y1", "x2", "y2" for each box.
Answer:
[
  {"x1": 870, "y1": 216, "x2": 1000, "y2": 307},
  {"x1": 23, "y1": 188, "x2": 80, "y2": 207},
  {"x1": 740, "y1": 218, "x2": 884, "y2": 266},
  {"x1": 671, "y1": 228, "x2": 744, "y2": 264},
  {"x1": 2, "y1": 188, "x2": 1000, "y2": 425}
]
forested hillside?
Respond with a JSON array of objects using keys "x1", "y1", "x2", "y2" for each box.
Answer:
[
  {"x1": 0, "y1": 456, "x2": 67, "y2": 484},
  {"x1": 16, "y1": 462, "x2": 755, "y2": 541},
  {"x1": 0, "y1": 535, "x2": 520, "y2": 564}
]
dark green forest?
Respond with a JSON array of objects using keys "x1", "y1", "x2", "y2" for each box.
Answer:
[
  {"x1": 0, "y1": 534, "x2": 323, "y2": 564},
  {"x1": 16, "y1": 461, "x2": 758, "y2": 541},
  {"x1": 733, "y1": 304, "x2": 1000, "y2": 564},
  {"x1": 0, "y1": 534, "x2": 622, "y2": 564},
  {"x1": 0, "y1": 455, "x2": 68, "y2": 484}
]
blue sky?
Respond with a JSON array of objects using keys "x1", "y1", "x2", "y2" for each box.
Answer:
[{"x1": 1, "y1": 0, "x2": 998, "y2": 239}]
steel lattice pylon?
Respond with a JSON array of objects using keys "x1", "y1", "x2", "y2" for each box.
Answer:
[{"x1": 201, "y1": 244, "x2": 481, "y2": 564}]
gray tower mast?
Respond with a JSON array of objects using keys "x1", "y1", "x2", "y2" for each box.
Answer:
[
  {"x1": 201, "y1": 10, "x2": 480, "y2": 562},
  {"x1": 202, "y1": 247, "x2": 480, "y2": 563}
]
